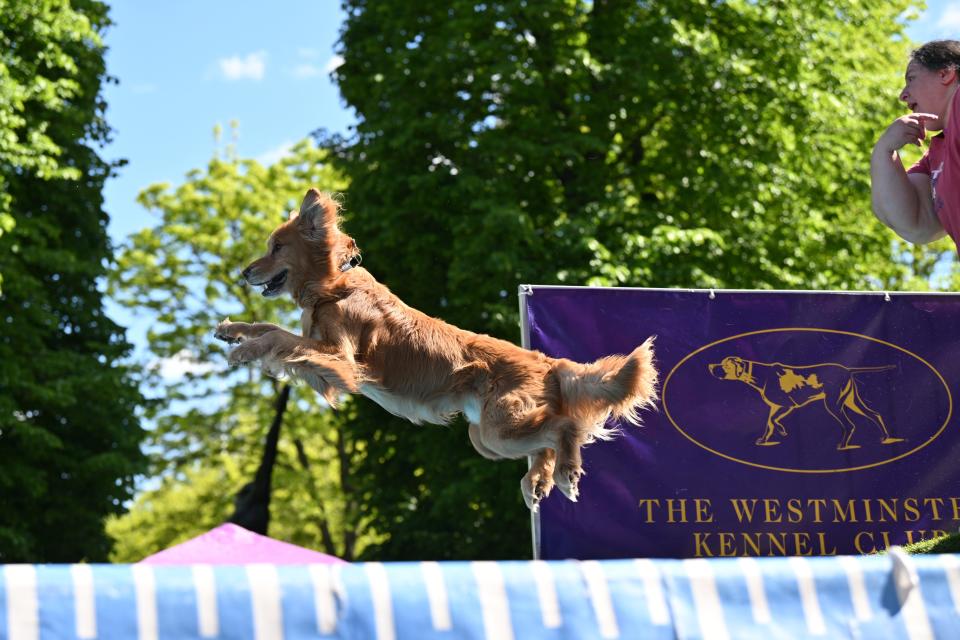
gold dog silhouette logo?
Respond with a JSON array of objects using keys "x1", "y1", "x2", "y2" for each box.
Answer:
[
  {"x1": 662, "y1": 328, "x2": 952, "y2": 473},
  {"x1": 707, "y1": 356, "x2": 904, "y2": 450}
]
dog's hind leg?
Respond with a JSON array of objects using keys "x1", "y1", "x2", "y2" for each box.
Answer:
[
  {"x1": 844, "y1": 387, "x2": 904, "y2": 444},
  {"x1": 757, "y1": 406, "x2": 786, "y2": 445},
  {"x1": 772, "y1": 406, "x2": 797, "y2": 437},
  {"x1": 521, "y1": 448, "x2": 556, "y2": 511},
  {"x1": 824, "y1": 399, "x2": 859, "y2": 450},
  {"x1": 551, "y1": 416, "x2": 585, "y2": 502},
  {"x1": 476, "y1": 396, "x2": 573, "y2": 506}
]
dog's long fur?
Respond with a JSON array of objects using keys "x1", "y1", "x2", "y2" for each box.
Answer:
[{"x1": 215, "y1": 189, "x2": 658, "y2": 509}]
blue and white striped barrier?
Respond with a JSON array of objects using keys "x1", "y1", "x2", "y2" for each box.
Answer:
[{"x1": 4, "y1": 553, "x2": 960, "y2": 639}]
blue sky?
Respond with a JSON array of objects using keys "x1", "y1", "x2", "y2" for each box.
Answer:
[
  {"x1": 910, "y1": 0, "x2": 960, "y2": 42},
  {"x1": 102, "y1": 1, "x2": 352, "y2": 242}
]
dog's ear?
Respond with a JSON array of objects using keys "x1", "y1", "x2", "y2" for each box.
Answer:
[
  {"x1": 297, "y1": 189, "x2": 339, "y2": 240},
  {"x1": 288, "y1": 208, "x2": 299, "y2": 220}
]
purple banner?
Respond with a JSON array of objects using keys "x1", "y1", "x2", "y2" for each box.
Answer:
[{"x1": 522, "y1": 287, "x2": 960, "y2": 559}]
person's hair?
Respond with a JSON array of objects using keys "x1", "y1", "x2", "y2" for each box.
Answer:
[{"x1": 910, "y1": 40, "x2": 960, "y2": 71}]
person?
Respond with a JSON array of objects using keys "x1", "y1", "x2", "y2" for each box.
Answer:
[{"x1": 871, "y1": 40, "x2": 960, "y2": 249}]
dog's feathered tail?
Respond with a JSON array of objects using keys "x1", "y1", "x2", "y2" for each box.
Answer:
[{"x1": 554, "y1": 337, "x2": 658, "y2": 441}]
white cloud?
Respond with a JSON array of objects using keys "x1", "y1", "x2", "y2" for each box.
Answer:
[
  {"x1": 256, "y1": 140, "x2": 295, "y2": 166},
  {"x1": 938, "y1": 5, "x2": 960, "y2": 32},
  {"x1": 325, "y1": 55, "x2": 344, "y2": 74},
  {"x1": 218, "y1": 51, "x2": 267, "y2": 81},
  {"x1": 153, "y1": 349, "x2": 216, "y2": 380},
  {"x1": 290, "y1": 55, "x2": 342, "y2": 79},
  {"x1": 292, "y1": 63, "x2": 322, "y2": 78}
]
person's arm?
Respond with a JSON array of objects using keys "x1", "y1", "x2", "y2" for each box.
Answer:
[{"x1": 870, "y1": 113, "x2": 946, "y2": 244}]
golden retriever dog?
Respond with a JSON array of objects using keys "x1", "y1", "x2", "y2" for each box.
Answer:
[{"x1": 214, "y1": 189, "x2": 657, "y2": 510}]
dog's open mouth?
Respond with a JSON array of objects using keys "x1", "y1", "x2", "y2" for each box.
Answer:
[{"x1": 259, "y1": 270, "x2": 288, "y2": 297}]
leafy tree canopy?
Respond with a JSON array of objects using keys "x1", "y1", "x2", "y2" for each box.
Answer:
[
  {"x1": 0, "y1": 0, "x2": 107, "y2": 291},
  {"x1": 316, "y1": 0, "x2": 935, "y2": 558},
  {"x1": 0, "y1": 0, "x2": 144, "y2": 561}
]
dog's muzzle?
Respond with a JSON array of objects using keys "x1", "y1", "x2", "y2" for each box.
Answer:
[
  {"x1": 708, "y1": 364, "x2": 726, "y2": 379},
  {"x1": 244, "y1": 268, "x2": 288, "y2": 297}
]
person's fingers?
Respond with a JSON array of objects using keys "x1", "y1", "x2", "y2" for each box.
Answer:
[{"x1": 900, "y1": 124, "x2": 923, "y2": 138}]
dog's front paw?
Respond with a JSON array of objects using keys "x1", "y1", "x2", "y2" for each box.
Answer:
[
  {"x1": 227, "y1": 341, "x2": 262, "y2": 366},
  {"x1": 227, "y1": 345, "x2": 247, "y2": 366},
  {"x1": 215, "y1": 318, "x2": 246, "y2": 344}
]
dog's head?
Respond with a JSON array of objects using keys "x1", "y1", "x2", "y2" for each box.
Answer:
[
  {"x1": 242, "y1": 189, "x2": 361, "y2": 299},
  {"x1": 708, "y1": 356, "x2": 753, "y2": 383}
]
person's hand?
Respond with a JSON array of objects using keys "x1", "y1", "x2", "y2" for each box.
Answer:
[{"x1": 876, "y1": 113, "x2": 939, "y2": 154}]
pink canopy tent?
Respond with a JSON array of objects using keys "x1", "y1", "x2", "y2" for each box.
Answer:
[{"x1": 140, "y1": 523, "x2": 346, "y2": 565}]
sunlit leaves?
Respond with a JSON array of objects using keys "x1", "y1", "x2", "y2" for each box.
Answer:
[
  {"x1": 0, "y1": 0, "x2": 145, "y2": 562},
  {"x1": 325, "y1": 0, "x2": 927, "y2": 559},
  {"x1": 0, "y1": 0, "x2": 98, "y2": 267}
]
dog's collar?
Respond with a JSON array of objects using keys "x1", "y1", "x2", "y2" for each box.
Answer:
[{"x1": 339, "y1": 254, "x2": 362, "y2": 272}]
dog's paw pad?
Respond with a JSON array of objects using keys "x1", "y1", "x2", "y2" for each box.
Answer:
[
  {"x1": 533, "y1": 479, "x2": 552, "y2": 501},
  {"x1": 215, "y1": 319, "x2": 248, "y2": 345},
  {"x1": 554, "y1": 467, "x2": 582, "y2": 502},
  {"x1": 522, "y1": 489, "x2": 540, "y2": 512}
]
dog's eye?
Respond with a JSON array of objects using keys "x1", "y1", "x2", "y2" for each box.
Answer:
[{"x1": 271, "y1": 243, "x2": 282, "y2": 255}]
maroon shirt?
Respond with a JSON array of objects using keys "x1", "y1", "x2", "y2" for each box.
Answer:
[{"x1": 907, "y1": 88, "x2": 960, "y2": 246}]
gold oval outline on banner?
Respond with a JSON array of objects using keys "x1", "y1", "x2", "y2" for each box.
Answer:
[{"x1": 662, "y1": 327, "x2": 953, "y2": 474}]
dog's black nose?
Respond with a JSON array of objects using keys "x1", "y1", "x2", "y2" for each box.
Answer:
[{"x1": 241, "y1": 267, "x2": 252, "y2": 282}]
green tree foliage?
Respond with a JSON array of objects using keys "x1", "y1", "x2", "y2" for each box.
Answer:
[
  {"x1": 108, "y1": 138, "x2": 382, "y2": 561},
  {"x1": 0, "y1": 0, "x2": 145, "y2": 561},
  {"x1": 0, "y1": 0, "x2": 107, "y2": 292},
  {"x1": 320, "y1": 0, "x2": 930, "y2": 559}
]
